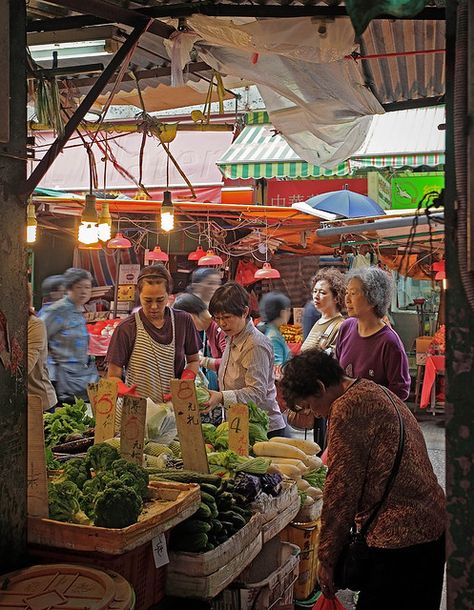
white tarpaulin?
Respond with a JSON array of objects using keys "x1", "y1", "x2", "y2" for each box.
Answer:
[{"x1": 166, "y1": 16, "x2": 385, "y2": 168}]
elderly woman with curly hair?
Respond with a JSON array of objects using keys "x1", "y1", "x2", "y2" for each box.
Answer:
[
  {"x1": 336, "y1": 267, "x2": 410, "y2": 401},
  {"x1": 301, "y1": 267, "x2": 346, "y2": 354},
  {"x1": 280, "y1": 349, "x2": 446, "y2": 610},
  {"x1": 298, "y1": 267, "x2": 346, "y2": 450}
]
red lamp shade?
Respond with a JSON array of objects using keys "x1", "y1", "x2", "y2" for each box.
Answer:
[
  {"x1": 108, "y1": 232, "x2": 131, "y2": 249},
  {"x1": 78, "y1": 242, "x2": 102, "y2": 250},
  {"x1": 198, "y1": 249, "x2": 223, "y2": 266},
  {"x1": 188, "y1": 245, "x2": 206, "y2": 261},
  {"x1": 432, "y1": 260, "x2": 445, "y2": 281},
  {"x1": 254, "y1": 262, "x2": 281, "y2": 280},
  {"x1": 146, "y1": 246, "x2": 169, "y2": 262}
]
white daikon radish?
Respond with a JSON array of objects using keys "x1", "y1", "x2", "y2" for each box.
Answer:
[
  {"x1": 306, "y1": 455, "x2": 323, "y2": 470},
  {"x1": 306, "y1": 486, "x2": 323, "y2": 500},
  {"x1": 271, "y1": 437, "x2": 321, "y2": 455},
  {"x1": 270, "y1": 458, "x2": 307, "y2": 473},
  {"x1": 253, "y1": 441, "x2": 308, "y2": 462},
  {"x1": 297, "y1": 478, "x2": 310, "y2": 491},
  {"x1": 272, "y1": 463, "x2": 301, "y2": 479}
]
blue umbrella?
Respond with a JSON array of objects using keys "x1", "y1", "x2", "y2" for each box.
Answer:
[{"x1": 300, "y1": 189, "x2": 385, "y2": 218}]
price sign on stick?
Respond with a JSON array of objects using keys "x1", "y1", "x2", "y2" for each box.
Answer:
[
  {"x1": 228, "y1": 403, "x2": 249, "y2": 457},
  {"x1": 121, "y1": 395, "x2": 147, "y2": 464},
  {"x1": 94, "y1": 379, "x2": 118, "y2": 444},
  {"x1": 87, "y1": 382, "x2": 99, "y2": 418},
  {"x1": 27, "y1": 395, "x2": 48, "y2": 518},
  {"x1": 170, "y1": 378, "x2": 209, "y2": 473}
]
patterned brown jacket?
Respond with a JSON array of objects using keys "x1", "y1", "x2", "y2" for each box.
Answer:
[{"x1": 318, "y1": 379, "x2": 446, "y2": 567}]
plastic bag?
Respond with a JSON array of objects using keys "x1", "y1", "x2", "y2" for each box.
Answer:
[
  {"x1": 313, "y1": 595, "x2": 347, "y2": 609},
  {"x1": 145, "y1": 398, "x2": 177, "y2": 445}
]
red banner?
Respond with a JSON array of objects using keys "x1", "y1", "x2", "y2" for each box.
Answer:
[{"x1": 266, "y1": 178, "x2": 368, "y2": 207}]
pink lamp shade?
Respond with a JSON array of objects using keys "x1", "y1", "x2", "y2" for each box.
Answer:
[
  {"x1": 146, "y1": 246, "x2": 169, "y2": 262},
  {"x1": 78, "y1": 242, "x2": 102, "y2": 250},
  {"x1": 432, "y1": 260, "x2": 445, "y2": 280},
  {"x1": 188, "y1": 245, "x2": 206, "y2": 261},
  {"x1": 254, "y1": 262, "x2": 281, "y2": 280},
  {"x1": 198, "y1": 249, "x2": 223, "y2": 266},
  {"x1": 107, "y1": 232, "x2": 131, "y2": 249}
]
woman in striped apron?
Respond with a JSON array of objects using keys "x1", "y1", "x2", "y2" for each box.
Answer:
[{"x1": 107, "y1": 265, "x2": 201, "y2": 407}]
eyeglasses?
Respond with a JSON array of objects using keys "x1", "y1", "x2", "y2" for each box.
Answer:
[{"x1": 212, "y1": 313, "x2": 237, "y2": 323}]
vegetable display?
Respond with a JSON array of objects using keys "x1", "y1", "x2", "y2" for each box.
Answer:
[
  {"x1": 48, "y1": 443, "x2": 150, "y2": 529},
  {"x1": 43, "y1": 398, "x2": 94, "y2": 448}
]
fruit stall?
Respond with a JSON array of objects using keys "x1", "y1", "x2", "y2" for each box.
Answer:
[{"x1": 16, "y1": 380, "x2": 328, "y2": 610}]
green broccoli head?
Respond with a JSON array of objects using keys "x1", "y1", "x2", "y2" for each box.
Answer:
[
  {"x1": 111, "y1": 458, "x2": 149, "y2": 500},
  {"x1": 58, "y1": 457, "x2": 90, "y2": 490},
  {"x1": 94, "y1": 483, "x2": 142, "y2": 528},
  {"x1": 85, "y1": 442, "x2": 120, "y2": 474},
  {"x1": 48, "y1": 480, "x2": 90, "y2": 525},
  {"x1": 80, "y1": 472, "x2": 115, "y2": 517}
]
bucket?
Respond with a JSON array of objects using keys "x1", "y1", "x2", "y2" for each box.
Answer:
[{"x1": 280, "y1": 518, "x2": 321, "y2": 600}]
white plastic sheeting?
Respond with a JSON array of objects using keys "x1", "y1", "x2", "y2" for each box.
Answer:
[{"x1": 166, "y1": 16, "x2": 385, "y2": 168}]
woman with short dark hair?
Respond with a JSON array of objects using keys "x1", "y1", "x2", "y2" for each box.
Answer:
[
  {"x1": 336, "y1": 267, "x2": 410, "y2": 400},
  {"x1": 42, "y1": 267, "x2": 98, "y2": 402},
  {"x1": 280, "y1": 349, "x2": 446, "y2": 610},
  {"x1": 258, "y1": 291, "x2": 292, "y2": 366},
  {"x1": 107, "y1": 264, "x2": 201, "y2": 404},
  {"x1": 205, "y1": 282, "x2": 286, "y2": 437}
]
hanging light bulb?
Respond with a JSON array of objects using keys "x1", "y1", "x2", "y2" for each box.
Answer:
[
  {"x1": 26, "y1": 200, "x2": 37, "y2": 244},
  {"x1": 107, "y1": 232, "x2": 131, "y2": 249},
  {"x1": 78, "y1": 193, "x2": 99, "y2": 245},
  {"x1": 254, "y1": 262, "x2": 281, "y2": 280},
  {"x1": 160, "y1": 190, "x2": 174, "y2": 232},
  {"x1": 188, "y1": 245, "x2": 206, "y2": 261},
  {"x1": 198, "y1": 249, "x2": 224, "y2": 266},
  {"x1": 98, "y1": 202, "x2": 112, "y2": 242},
  {"x1": 146, "y1": 245, "x2": 169, "y2": 263}
]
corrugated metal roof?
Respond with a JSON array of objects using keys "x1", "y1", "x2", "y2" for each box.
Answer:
[{"x1": 360, "y1": 18, "x2": 445, "y2": 106}]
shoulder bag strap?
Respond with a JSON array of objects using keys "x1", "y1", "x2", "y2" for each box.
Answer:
[{"x1": 359, "y1": 387, "x2": 405, "y2": 536}]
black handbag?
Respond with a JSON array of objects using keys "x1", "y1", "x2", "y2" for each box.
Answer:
[{"x1": 333, "y1": 388, "x2": 405, "y2": 591}]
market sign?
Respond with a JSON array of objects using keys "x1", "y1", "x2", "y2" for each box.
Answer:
[
  {"x1": 266, "y1": 178, "x2": 368, "y2": 207},
  {"x1": 391, "y1": 173, "x2": 444, "y2": 209},
  {"x1": 367, "y1": 171, "x2": 391, "y2": 209}
]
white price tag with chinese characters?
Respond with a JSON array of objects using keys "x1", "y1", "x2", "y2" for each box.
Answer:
[{"x1": 152, "y1": 533, "x2": 169, "y2": 568}]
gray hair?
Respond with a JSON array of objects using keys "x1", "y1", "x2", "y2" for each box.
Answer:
[
  {"x1": 347, "y1": 267, "x2": 393, "y2": 319},
  {"x1": 63, "y1": 268, "x2": 93, "y2": 289}
]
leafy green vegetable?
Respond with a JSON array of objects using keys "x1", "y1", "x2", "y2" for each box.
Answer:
[
  {"x1": 81, "y1": 473, "x2": 112, "y2": 518},
  {"x1": 84, "y1": 443, "x2": 120, "y2": 475},
  {"x1": 248, "y1": 422, "x2": 268, "y2": 445},
  {"x1": 48, "y1": 480, "x2": 90, "y2": 525},
  {"x1": 303, "y1": 466, "x2": 328, "y2": 490},
  {"x1": 248, "y1": 400, "x2": 269, "y2": 431},
  {"x1": 94, "y1": 482, "x2": 142, "y2": 528},
  {"x1": 208, "y1": 451, "x2": 270, "y2": 477},
  {"x1": 56, "y1": 457, "x2": 90, "y2": 490},
  {"x1": 201, "y1": 423, "x2": 217, "y2": 446},
  {"x1": 43, "y1": 398, "x2": 94, "y2": 448},
  {"x1": 196, "y1": 385, "x2": 211, "y2": 409},
  {"x1": 214, "y1": 422, "x2": 229, "y2": 451},
  {"x1": 45, "y1": 446, "x2": 60, "y2": 470}
]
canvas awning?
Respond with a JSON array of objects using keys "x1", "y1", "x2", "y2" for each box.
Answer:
[
  {"x1": 217, "y1": 124, "x2": 350, "y2": 179},
  {"x1": 218, "y1": 106, "x2": 445, "y2": 178}
]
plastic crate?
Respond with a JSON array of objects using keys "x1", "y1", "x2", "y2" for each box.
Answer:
[
  {"x1": 28, "y1": 538, "x2": 166, "y2": 610},
  {"x1": 212, "y1": 538, "x2": 300, "y2": 610}
]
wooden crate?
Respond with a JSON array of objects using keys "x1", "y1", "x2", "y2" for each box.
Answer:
[
  {"x1": 252, "y1": 480, "x2": 298, "y2": 525},
  {"x1": 166, "y1": 532, "x2": 263, "y2": 599},
  {"x1": 28, "y1": 481, "x2": 200, "y2": 555},
  {"x1": 169, "y1": 513, "x2": 262, "y2": 577},
  {"x1": 262, "y1": 498, "x2": 301, "y2": 544}
]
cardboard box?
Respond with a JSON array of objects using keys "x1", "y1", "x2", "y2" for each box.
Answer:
[{"x1": 416, "y1": 336, "x2": 433, "y2": 365}]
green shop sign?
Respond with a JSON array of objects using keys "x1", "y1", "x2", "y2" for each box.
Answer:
[{"x1": 391, "y1": 173, "x2": 444, "y2": 209}]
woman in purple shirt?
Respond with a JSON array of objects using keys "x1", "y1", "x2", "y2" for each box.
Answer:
[{"x1": 336, "y1": 267, "x2": 411, "y2": 401}]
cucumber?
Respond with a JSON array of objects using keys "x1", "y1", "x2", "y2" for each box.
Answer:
[
  {"x1": 205, "y1": 543, "x2": 215, "y2": 552},
  {"x1": 200, "y1": 483, "x2": 219, "y2": 496},
  {"x1": 211, "y1": 519, "x2": 224, "y2": 533},
  {"x1": 220, "y1": 511, "x2": 247, "y2": 529},
  {"x1": 172, "y1": 532, "x2": 208, "y2": 552},
  {"x1": 148, "y1": 470, "x2": 221, "y2": 485},
  {"x1": 200, "y1": 491, "x2": 217, "y2": 506},
  {"x1": 175, "y1": 519, "x2": 212, "y2": 534},
  {"x1": 195, "y1": 502, "x2": 212, "y2": 520}
]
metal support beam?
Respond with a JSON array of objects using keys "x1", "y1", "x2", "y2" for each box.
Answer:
[
  {"x1": 23, "y1": 19, "x2": 152, "y2": 197},
  {"x1": 316, "y1": 213, "x2": 444, "y2": 238},
  {"x1": 27, "y1": 3, "x2": 445, "y2": 34},
  {"x1": 46, "y1": 0, "x2": 174, "y2": 38},
  {"x1": 382, "y1": 96, "x2": 446, "y2": 112}
]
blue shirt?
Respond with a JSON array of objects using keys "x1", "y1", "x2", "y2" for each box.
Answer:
[{"x1": 259, "y1": 322, "x2": 292, "y2": 366}]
